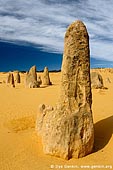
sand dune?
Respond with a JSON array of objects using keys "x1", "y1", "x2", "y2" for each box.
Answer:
[{"x1": 0, "y1": 70, "x2": 113, "y2": 170}]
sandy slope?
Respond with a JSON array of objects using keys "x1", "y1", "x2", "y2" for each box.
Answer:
[{"x1": 0, "y1": 70, "x2": 113, "y2": 170}]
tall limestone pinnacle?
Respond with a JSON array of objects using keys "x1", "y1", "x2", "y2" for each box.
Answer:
[
  {"x1": 42, "y1": 67, "x2": 52, "y2": 85},
  {"x1": 25, "y1": 65, "x2": 40, "y2": 88},
  {"x1": 60, "y1": 20, "x2": 92, "y2": 111},
  {"x1": 36, "y1": 20, "x2": 94, "y2": 160},
  {"x1": 15, "y1": 71, "x2": 21, "y2": 83},
  {"x1": 6, "y1": 72, "x2": 15, "y2": 87}
]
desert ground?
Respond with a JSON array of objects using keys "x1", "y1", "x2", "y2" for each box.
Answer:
[{"x1": 0, "y1": 69, "x2": 113, "y2": 170}]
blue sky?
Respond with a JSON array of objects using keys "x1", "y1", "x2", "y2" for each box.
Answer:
[
  {"x1": 0, "y1": 41, "x2": 62, "y2": 71},
  {"x1": 0, "y1": 0, "x2": 113, "y2": 71}
]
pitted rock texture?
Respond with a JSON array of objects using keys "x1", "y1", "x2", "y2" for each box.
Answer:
[{"x1": 36, "y1": 20, "x2": 94, "y2": 160}]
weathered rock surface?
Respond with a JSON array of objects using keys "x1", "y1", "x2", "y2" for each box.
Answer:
[
  {"x1": 25, "y1": 65, "x2": 40, "y2": 88},
  {"x1": 91, "y1": 72, "x2": 104, "y2": 89},
  {"x1": 6, "y1": 72, "x2": 15, "y2": 87},
  {"x1": 42, "y1": 67, "x2": 52, "y2": 85},
  {"x1": 15, "y1": 71, "x2": 21, "y2": 83},
  {"x1": 29, "y1": 65, "x2": 37, "y2": 80},
  {"x1": 36, "y1": 20, "x2": 94, "y2": 160}
]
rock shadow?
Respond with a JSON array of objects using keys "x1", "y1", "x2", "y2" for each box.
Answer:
[
  {"x1": 94, "y1": 115, "x2": 113, "y2": 152},
  {"x1": 5, "y1": 116, "x2": 35, "y2": 133}
]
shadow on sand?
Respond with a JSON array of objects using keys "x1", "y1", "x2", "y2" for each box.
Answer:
[{"x1": 94, "y1": 115, "x2": 113, "y2": 152}]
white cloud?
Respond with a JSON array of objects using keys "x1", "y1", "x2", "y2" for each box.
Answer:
[{"x1": 0, "y1": 0, "x2": 113, "y2": 61}]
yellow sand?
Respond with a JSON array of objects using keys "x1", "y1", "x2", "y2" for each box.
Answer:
[{"x1": 0, "y1": 69, "x2": 113, "y2": 170}]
